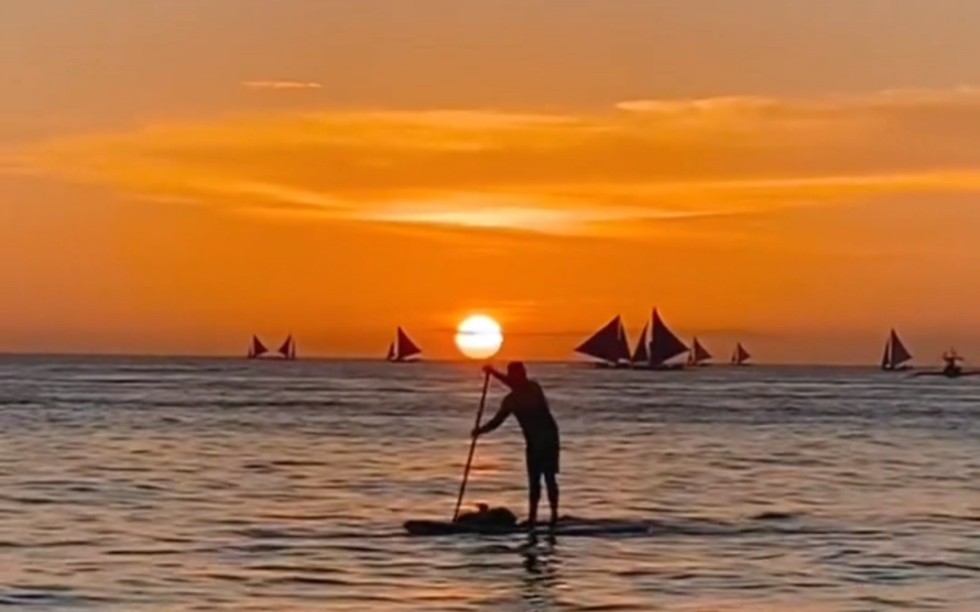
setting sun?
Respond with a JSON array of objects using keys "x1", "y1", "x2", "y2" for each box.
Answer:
[{"x1": 454, "y1": 315, "x2": 503, "y2": 360}]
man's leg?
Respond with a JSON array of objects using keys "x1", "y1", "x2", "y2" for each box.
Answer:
[
  {"x1": 527, "y1": 469, "x2": 542, "y2": 529},
  {"x1": 544, "y1": 472, "x2": 559, "y2": 526}
]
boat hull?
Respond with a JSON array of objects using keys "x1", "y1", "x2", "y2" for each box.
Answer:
[
  {"x1": 404, "y1": 517, "x2": 653, "y2": 537},
  {"x1": 631, "y1": 363, "x2": 686, "y2": 372}
]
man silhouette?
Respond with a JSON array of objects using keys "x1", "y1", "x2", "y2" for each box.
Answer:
[{"x1": 472, "y1": 362, "x2": 560, "y2": 530}]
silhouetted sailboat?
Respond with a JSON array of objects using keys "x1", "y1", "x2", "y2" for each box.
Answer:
[
  {"x1": 247, "y1": 335, "x2": 268, "y2": 359},
  {"x1": 388, "y1": 327, "x2": 422, "y2": 362},
  {"x1": 575, "y1": 315, "x2": 631, "y2": 367},
  {"x1": 687, "y1": 337, "x2": 712, "y2": 366},
  {"x1": 880, "y1": 329, "x2": 911, "y2": 371},
  {"x1": 278, "y1": 335, "x2": 297, "y2": 360},
  {"x1": 643, "y1": 309, "x2": 688, "y2": 370},
  {"x1": 731, "y1": 342, "x2": 751, "y2": 366}
]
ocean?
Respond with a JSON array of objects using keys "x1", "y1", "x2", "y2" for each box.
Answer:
[{"x1": 1, "y1": 357, "x2": 978, "y2": 611}]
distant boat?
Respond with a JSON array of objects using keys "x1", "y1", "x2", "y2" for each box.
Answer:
[
  {"x1": 247, "y1": 335, "x2": 268, "y2": 359},
  {"x1": 635, "y1": 309, "x2": 688, "y2": 370},
  {"x1": 912, "y1": 348, "x2": 978, "y2": 378},
  {"x1": 575, "y1": 315, "x2": 631, "y2": 367},
  {"x1": 248, "y1": 334, "x2": 296, "y2": 360},
  {"x1": 880, "y1": 329, "x2": 912, "y2": 371},
  {"x1": 731, "y1": 342, "x2": 752, "y2": 366},
  {"x1": 687, "y1": 337, "x2": 712, "y2": 367},
  {"x1": 278, "y1": 335, "x2": 297, "y2": 360},
  {"x1": 388, "y1": 327, "x2": 422, "y2": 362}
]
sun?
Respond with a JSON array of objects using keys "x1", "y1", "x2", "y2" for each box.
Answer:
[{"x1": 455, "y1": 315, "x2": 503, "y2": 360}]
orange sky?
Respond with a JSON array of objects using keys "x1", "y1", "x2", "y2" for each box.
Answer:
[{"x1": 2, "y1": 1, "x2": 980, "y2": 363}]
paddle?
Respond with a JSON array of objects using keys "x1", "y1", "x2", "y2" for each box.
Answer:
[{"x1": 452, "y1": 369, "x2": 491, "y2": 522}]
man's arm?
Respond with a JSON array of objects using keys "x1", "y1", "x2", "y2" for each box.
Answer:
[
  {"x1": 473, "y1": 401, "x2": 511, "y2": 437},
  {"x1": 482, "y1": 365, "x2": 514, "y2": 390}
]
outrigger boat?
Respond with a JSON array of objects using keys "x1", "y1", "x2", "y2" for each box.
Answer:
[
  {"x1": 912, "y1": 349, "x2": 978, "y2": 379},
  {"x1": 386, "y1": 327, "x2": 423, "y2": 362},
  {"x1": 731, "y1": 342, "x2": 751, "y2": 366},
  {"x1": 687, "y1": 337, "x2": 712, "y2": 367}
]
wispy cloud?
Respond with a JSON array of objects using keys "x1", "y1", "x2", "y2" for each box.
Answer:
[
  {"x1": 15, "y1": 87, "x2": 980, "y2": 236},
  {"x1": 242, "y1": 80, "x2": 322, "y2": 91}
]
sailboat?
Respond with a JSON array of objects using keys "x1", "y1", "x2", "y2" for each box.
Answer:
[
  {"x1": 635, "y1": 308, "x2": 688, "y2": 370},
  {"x1": 880, "y1": 329, "x2": 912, "y2": 371},
  {"x1": 575, "y1": 315, "x2": 631, "y2": 367},
  {"x1": 388, "y1": 327, "x2": 423, "y2": 362},
  {"x1": 247, "y1": 334, "x2": 296, "y2": 360},
  {"x1": 731, "y1": 342, "x2": 751, "y2": 366},
  {"x1": 687, "y1": 337, "x2": 713, "y2": 367},
  {"x1": 278, "y1": 335, "x2": 297, "y2": 360},
  {"x1": 247, "y1": 335, "x2": 268, "y2": 359}
]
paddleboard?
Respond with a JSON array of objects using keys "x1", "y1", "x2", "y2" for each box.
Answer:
[{"x1": 403, "y1": 517, "x2": 652, "y2": 537}]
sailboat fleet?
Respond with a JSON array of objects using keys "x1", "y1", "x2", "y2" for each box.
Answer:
[
  {"x1": 239, "y1": 318, "x2": 961, "y2": 374},
  {"x1": 575, "y1": 309, "x2": 751, "y2": 370},
  {"x1": 247, "y1": 334, "x2": 297, "y2": 360},
  {"x1": 243, "y1": 327, "x2": 426, "y2": 363},
  {"x1": 574, "y1": 316, "x2": 968, "y2": 374}
]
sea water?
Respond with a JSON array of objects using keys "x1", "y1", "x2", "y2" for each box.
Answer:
[{"x1": 1, "y1": 357, "x2": 978, "y2": 610}]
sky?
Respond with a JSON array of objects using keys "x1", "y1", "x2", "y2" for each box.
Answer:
[{"x1": 2, "y1": 0, "x2": 980, "y2": 362}]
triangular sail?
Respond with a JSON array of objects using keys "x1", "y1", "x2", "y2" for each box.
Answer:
[
  {"x1": 732, "y1": 342, "x2": 751, "y2": 365},
  {"x1": 688, "y1": 337, "x2": 712, "y2": 365},
  {"x1": 278, "y1": 335, "x2": 294, "y2": 359},
  {"x1": 882, "y1": 329, "x2": 912, "y2": 370},
  {"x1": 395, "y1": 327, "x2": 422, "y2": 361},
  {"x1": 614, "y1": 319, "x2": 631, "y2": 363},
  {"x1": 889, "y1": 330, "x2": 911, "y2": 367},
  {"x1": 386, "y1": 342, "x2": 396, "y2": 361},
  {"x1": 250, "y1": 335, "x2": 268, "y2": 358},
  {"x1": 631, "y1": 323, "x2": 649, "y2": 364},
  {"x1": 575, "y1": 315, "x2": 629, "y2": 364},
  {"x1": 648, "y1": 309, "x2": 688, "y2": 366}
]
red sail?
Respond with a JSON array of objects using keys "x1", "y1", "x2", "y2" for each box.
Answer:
[
  {"x1": 278, "y1": 335, "x2": 294, "y2": 359},
  {"x1": 575, "y1": 315, "x2": 629, "y2": 364},
  {"x1": 631, "y1": 323, "x2": 649, "y2": 364},
  {"x1": 732, "y1": 342, "x2": 751, "y2": 365},
  {"x1": 648, "y1": 309, "x2": 688, "y2": 366},
  {"x1": 251, "y1": 335, "x2": 268, "y2": 358},
  {"x1": 888, "y1": 330, "x2": 911, "y2": 367},
  {"x1": 688, "y1": 337, "x2": 712, "y2": 365},
  {"x1": 395, "y1": 327, "x2": 422, "y2": 361}
]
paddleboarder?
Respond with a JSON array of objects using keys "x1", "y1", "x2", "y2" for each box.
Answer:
[{"x1": 472, "y1": 362, "x2": 560, "y2": 530}]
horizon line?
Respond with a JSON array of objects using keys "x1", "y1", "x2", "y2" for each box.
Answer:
[{"x1": 0, "y1": 349, "x2": 952, "y2": 368}]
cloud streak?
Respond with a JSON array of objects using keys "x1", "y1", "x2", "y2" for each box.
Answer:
[
  {"x1": 242, "y1": 80, "x2": 322, "y2": 91},
  {"x1": 14, "y1": 87, "x2": 980, "y2": 235}
]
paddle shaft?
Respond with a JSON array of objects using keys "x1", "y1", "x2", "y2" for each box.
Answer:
[{"x1": 452, "y1": 370, "x2": 491, "y2": 521}]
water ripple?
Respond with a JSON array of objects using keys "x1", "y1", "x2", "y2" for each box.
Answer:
[{"x1": 1, "y1": 358, "x2": 978, "y2": 610}]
